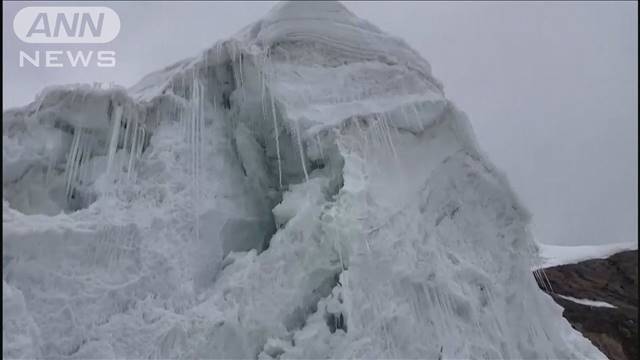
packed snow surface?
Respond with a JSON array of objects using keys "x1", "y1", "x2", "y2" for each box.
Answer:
[
  {"x1": 556, "y1": 295, "x2": 617, "y2": 309},
  {"x1": 535, "y1": 241, "x2": 638, "y2": 269},
  {"x1": 3, "y1": 1, "x2": 606, "y2": 359}
]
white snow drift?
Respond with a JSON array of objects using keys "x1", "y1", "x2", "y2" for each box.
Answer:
[
  {"x1": 534, "y1": 241, "x2": 638, "y2": 269},
  {"x1": 3, "y1": 1, "x2": 606, "y2": 359}
]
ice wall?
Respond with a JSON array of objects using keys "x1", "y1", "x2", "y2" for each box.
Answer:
[{"x1": 3, "y1": 1, "x2": 605, "y2": 359}]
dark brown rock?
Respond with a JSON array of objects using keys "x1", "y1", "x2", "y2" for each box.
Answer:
[{"x1": 534, "y1": 250, "x2": 638, "y2": 360}]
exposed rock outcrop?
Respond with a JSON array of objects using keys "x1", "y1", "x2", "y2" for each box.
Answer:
[{"x1": 536, "y1": 250, "x2": 638, "y2": 360}]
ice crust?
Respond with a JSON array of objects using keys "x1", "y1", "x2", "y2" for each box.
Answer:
[{"x1": 3, "y1": 1, "x2": 605, "y2": 359}]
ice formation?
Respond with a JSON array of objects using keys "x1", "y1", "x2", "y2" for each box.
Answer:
[{"x1": 3, "y1": 2, "x2": 606, "y2": 359}]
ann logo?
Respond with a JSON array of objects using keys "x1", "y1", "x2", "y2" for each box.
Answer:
[
  {"x1": 13, "y1": 7, "x2": 120, "y2": 44},
  {"x1": 27, "y1": 12, "x2": 105, "y2": 39}
]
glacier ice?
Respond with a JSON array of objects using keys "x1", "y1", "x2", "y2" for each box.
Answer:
[{"x1": 3, "y1": 1, "x2": 606, "y2": 359}]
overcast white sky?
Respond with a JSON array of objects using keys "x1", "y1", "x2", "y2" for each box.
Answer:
[{"x1": 3, "y1": 1, "x2": 637, "y2": 246}]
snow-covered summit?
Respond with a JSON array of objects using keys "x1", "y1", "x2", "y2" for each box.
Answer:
[
  {"x1": 131, "y1": 1, "x2": 440, "y2": 98},
  {"x1": 3, "y1": 2, "x2": 606, "y2": 359}
]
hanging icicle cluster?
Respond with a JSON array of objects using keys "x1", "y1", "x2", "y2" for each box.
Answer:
[
  {"x1": 122, "y1": 107, "x2": 147, "y2": 183},
  {"x1": 64, "y1": 128, "x2": 92, "y2": 202},
  {"x1": 62, "y1": 97, "x2": 149, "y2": 206},
  {"x1": 105, "y1": 102, "x2": 124, "y2": 178},
  {"x1": 257, "y1": 46, "x2": 284, "y2": 189}
]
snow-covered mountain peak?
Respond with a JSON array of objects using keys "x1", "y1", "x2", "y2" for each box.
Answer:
[{"x1": 131, "y1": 0, "x2": 441, "y2": 105}]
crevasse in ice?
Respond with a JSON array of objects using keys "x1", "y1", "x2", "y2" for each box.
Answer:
[{"x1": 2, "y1": 2, "x2": 605, "y2": 359}]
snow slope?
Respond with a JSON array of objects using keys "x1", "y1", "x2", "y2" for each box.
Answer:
[
  {"x1": 3, "y1": 1, "x2": 606, "y2": 359},
  {"x1": 535, "y1": 241, "x2": 638, "y2": 269},
  {"x1": 556, "y1": 295, "x2": 617, "y2": 309}
]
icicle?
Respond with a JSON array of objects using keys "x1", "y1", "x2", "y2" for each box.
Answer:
[
  {"x1": 122, "y1": 114, "x2": 133, "y2": 158},
  {"x1": 351, "y1": 117, "x2": 369, "y2": 163},
  {"x1": 116, "y1": 111, "x2": 131, "y2": 184},
  {"x1": 261, "y1": 72, "x2": 267, "y2": 125},
  {"x1": 182, "y1": 101, "x2": 186, "y2": 140},
  {"x1": 532, "y1": 269, "x2": 541, "y2": 290},
  {"x1": 294, "y1": 119, "x2": 309, "y2": 182},
  {"x1": 232, "y1": 44, "x2": 240, "y2": 91},
  {"x1": 371, "y1": 116, "x2": 383, "y2": 150},
  {"x1": 65, "y1": 128, "x2": 81, "y2": 199},
  {"x1": 66, "y1": 128, "x2": 87, "y2": 201},
  {"x1": 541, "y1": 269, "x2": 554, "y2": 293},
  {"x1": 533, "y1": 269, "x2": 546, "y2": 290},
  {"x1": 190, "y1": 73, "x2": 203, "y2": 245},
  {"x1": 76, "y1": 136, "x2": 87, "y2": 190},
  {"x1": 260, "y1": 63, "x2": 266, "y2": 106},
  {"x1": 239, "y1": 52, "x2": 244, "y2": 87},
  {"x1": 127, "y1": 121, "x2": 139, "y2": 181},
  {"x1": 269, "y1": 89, "x2": 283, "y2": 189},
  {"x1": 181, "y1": 76, "x2": 188, "y2": 139},
  {"x1": 537, "y1": 269, "x2": 550, "y2": 293},
  {"x1": 136, "y1": 127, "x2": 144, "y2": 159},
  {"x1": 197, "y1": 78, "x2": 203, "y2": 243},
  {"x1": 106, "y1": 103, "x2": 124, "y2": 178},
  {"x1": 78, "y1": 131, "x2": 88, "y2": 183},
  {"x1": 81, "y1": 138, "x2": 93, "y2": 187},
  {"x1": 78, "y1": 135, "x2": 90, "y2": 190},
  {"x1": 316, "y1": 133, "x2": 325, "y2": 162}
]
